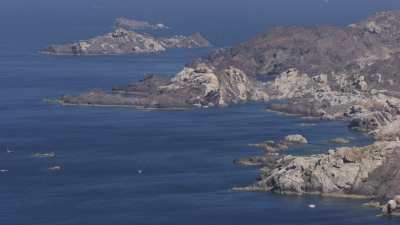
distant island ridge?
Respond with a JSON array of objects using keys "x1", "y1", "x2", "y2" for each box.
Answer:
[{"x1": 41, "y1": 17, "x2": 211, "y2": 55}]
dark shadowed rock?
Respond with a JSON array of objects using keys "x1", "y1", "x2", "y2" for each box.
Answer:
[
  {"x1": 234, "y1": 154, "x2": 282, "y2": 167},
  {"x1": 58, "y1": 90, "x2": 137, "y2": 106},
  {"x1": 355, "y1": 147, "x2": 400, "y2": 199}
]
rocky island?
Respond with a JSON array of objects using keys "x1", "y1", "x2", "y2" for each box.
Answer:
[
  {"x1": 115, "y1": 17, "x2": 169, "y2": 30},
  {"x1": 41, "y1": 18, "x2": 210, "y2": 55},
  {"x1": 55, "y1": 11, "x2": 400, "y2": 215}
]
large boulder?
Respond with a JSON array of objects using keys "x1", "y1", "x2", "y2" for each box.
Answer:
[
  {"x1": 254, "y1": 142, "x2": 396, "y2": 196},
  {"x1": 283, "y1": 134, "x2": 308, "y2": 145}
]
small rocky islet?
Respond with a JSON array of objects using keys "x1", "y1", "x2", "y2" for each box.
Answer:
[
  {"x1": 41, "y1": 18, "x2": 211, "y2": 55},
  {"x1": 114, "y1": 17, "x2": 170, "y2": 30},
  {"x1": 53, "y1": 11, "x2": 400, "y2": 216}
]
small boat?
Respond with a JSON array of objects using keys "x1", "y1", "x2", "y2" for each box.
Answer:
[
  {"x1": 33, "y1": 152, "x2": 56, "y2": 159},
  {"x1": 48, "y1": 166, "x2": 62, "y2": 171}
]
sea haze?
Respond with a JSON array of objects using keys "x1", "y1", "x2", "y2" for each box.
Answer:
[{"x1": 0, "y1": 1, "x2": 400, "y2": 225}]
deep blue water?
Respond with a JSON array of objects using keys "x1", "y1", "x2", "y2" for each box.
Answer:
[{"x1": 1, "y1": 1, "x2": 400, "y2": 225}]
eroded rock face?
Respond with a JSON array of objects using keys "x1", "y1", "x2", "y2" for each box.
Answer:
[
  {"x1": 41, "y1": 29, "x2": 211, "y2": 55},
  {"x1": 160, "y1": 33, "x2": 211, "y2": 49},
  {"x1": 358, "y1": 148, "x2": 400, "y2": 199},
  {"x1": 350, "y1": 11, "x2": 400, "y2": 48},
  {"x1": 254, "y1": 142, "x2": 398, "y2": 197},
  {"x1": 60, "y1": 64, "x2": 268, "y2": 108}
]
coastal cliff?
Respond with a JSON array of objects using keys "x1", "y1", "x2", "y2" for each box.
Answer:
[
  {"x1": 59, "y1": 11, "x2": 400, "y2": 110},
  {"x1": 55, "y1": 11, "x2": 400, "y2": 213}
]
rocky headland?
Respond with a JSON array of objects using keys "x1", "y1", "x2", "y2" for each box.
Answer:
[
  {"x1": 55, "y1": 11, "x2": 400, "y2": 215},
  {"x1": 41, "y1": 27, "x2": 210, "y2": 55}
]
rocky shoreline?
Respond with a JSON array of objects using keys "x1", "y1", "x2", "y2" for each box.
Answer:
[
  {"x1": 53, "y1": 11, "x2": 400, "y2": 216},
  {"x1": 235, "y1": 139, "x2": 400, "y2": 216}
]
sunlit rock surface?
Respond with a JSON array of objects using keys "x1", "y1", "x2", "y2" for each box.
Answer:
[
  {"x1": 42, "y1": 29, "x2": 211, "y2": 55},
  {"x1": 56, "y1": 11, "x2": 400, "y2": 206}
]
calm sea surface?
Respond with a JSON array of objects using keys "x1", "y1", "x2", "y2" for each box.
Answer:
[{"x1": 1, "y1": 0, "x2": 400, "y2": 224}]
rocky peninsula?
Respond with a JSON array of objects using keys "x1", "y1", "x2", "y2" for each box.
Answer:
[
  {"x1": 55, "y1": 11, "x2": 400, "y2": 215},
  {"x1": 41, "y1": 25, "x2": 210, "y2": 55}
]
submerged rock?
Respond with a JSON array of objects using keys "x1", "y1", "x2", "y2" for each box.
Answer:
[
  {"x1": 250, "y1": 140, "x2": 285, "y2": 152},
  {"x1": 329, "y1": 138, "x2": 351, "y2": 145},
  {"x1": 363, "y1": 201, "x2": 382, "y2": 208},
  {"x1": 298, "y1": 123, "x2": 317, "y2": 127},
  {"x1": 234, "y1": 154, "x2": 282, "y2": 167}
]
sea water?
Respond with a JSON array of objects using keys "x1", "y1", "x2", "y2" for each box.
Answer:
[{"x1": 1, "y1": 0, "x2": 400, "y2": 224}]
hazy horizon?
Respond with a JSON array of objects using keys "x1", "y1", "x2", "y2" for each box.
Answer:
[{"x1": 1, "y1": 0, "x2": 400, "y2": 47}]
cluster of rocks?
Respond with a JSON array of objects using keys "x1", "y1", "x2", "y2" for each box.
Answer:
[
  {"x1": 235, "y1": 135, "x2": 308, "y2": 167},
  {"x1": 53, "y1": 10, "x2": 400, "y2": 215},
  {"x1": 249, "y1": 134, "x2": 308, "y2": 153},
  {"x1": 235, "y1": 141, "x2": 400, "y2": 216},
  {"x1": 41, "y1": 28, "x2": 211, "y2": 55}
]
